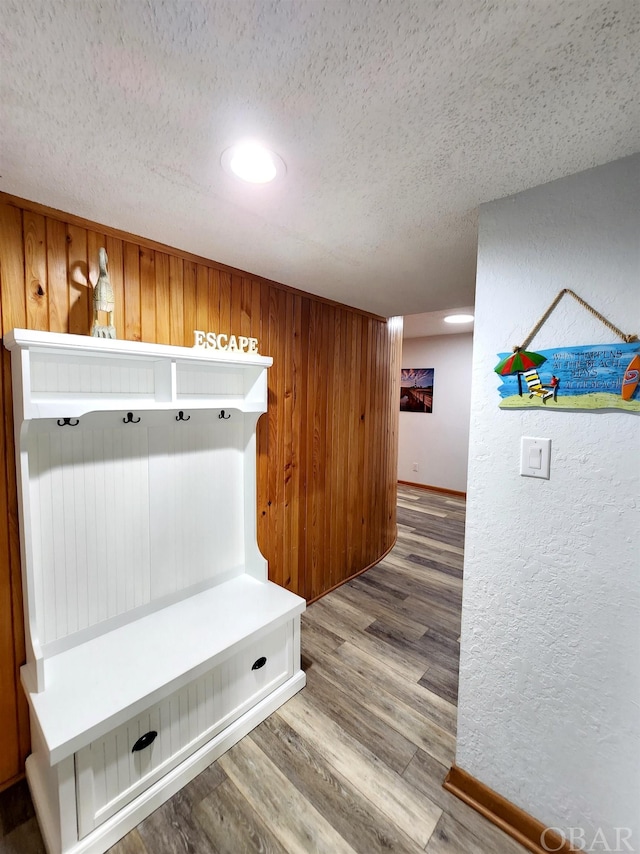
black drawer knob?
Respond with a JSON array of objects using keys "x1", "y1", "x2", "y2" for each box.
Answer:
[
  {"x1": 252, "y1": 656, "x2": 267, "y2": 671},
  {"x1": 132, "y1": 731, "x2": 158, "y2": 753}
]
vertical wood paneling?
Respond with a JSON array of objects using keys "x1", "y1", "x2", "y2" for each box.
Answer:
[
  {"x1": 0, "y1": 196, "x2": 401, "y2": 786},
  {"x1": 140, "y1": 247, "x2": 156, "y2": 343},
  {"x1": 230, "y1": 274, "x2": 243, "y2": 343},
  {"x1": 266, "y1": 286, "x2": 283, "y2": 588},
  {"x1": 362, "y1": 317, "x2": 374, "y2": 566},
  {"x1": 0, "y1": 205, "x2": 26, "y2": 332},
  {"x1": 104, "y1": 236, "x2": 125, "y2": 341},
  {"x1": 320, "y1": 302, "x2": 332, "y2": 590},
  {"x1": 305, "y1": 300, "x2": 329, "y2": 601},
  {"x1": 288, "y1": 294, "x2": 303, "y2": 596},
  {"x1": 0, "y1": 203, "x2": 28, "y2": 785},
  {"x1": 67, "y1": 225, "x2": 89, "y2": 335},
  {"x1": 23, "y1": 212, "x2": 48, "y2": 331},
  {"x1": 46, "y1": 218, "x2": 68, "y2": 333},
  {"x1": 218, "y1": 270, "x2": 232, "y2": 336},
  {"x1": 154, "y1": 252, "x2": 171, "y2": 345},
  {"x1": 281, "y1": 290, "x2": 294, "y2": 591},
  {"x1": 195, "y1": 265, "x2": 209, "y2": 333},
  {"x1": 206, "y1": 267, "x2": 222, "y2": 333},
  {"x1": 346, "y1": 311, "x2": 360, "y2": 577},
  {"x1": 294, "y1": 296, "x2": 309, "y2": 600},
  {"x1": 123, "y1": 243, "x2": 141, "y2": 342},
  {"x1": 350, "y1": 315, "x2": 362, "y2": 572},
  {"x1": 329, "y1": 304, "x2": 340, "y2": 584},
  {"x1": 182, "y1": 261, "x2": 197, "y2": 347},
  {"x1": 240, "y1": 277, "x2": 252, "y2": 340},
  {"x1": 169, "y1": 256, "x2": 184, "y2": 346},
  {"x1": 250, "y1": 279, "x2": 261, "y2": 339},
  {"x1": 374, "y1": 323, "x2": 383, "y2": 550}
]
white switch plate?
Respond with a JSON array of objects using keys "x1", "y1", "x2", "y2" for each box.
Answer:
[{"x1": 520, "y1": 437, "x2": 551, "y2": 479}]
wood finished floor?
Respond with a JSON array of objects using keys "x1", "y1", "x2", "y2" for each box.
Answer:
[{"x1": 0, "y1": 486, "x2": 526, "y2": 854}]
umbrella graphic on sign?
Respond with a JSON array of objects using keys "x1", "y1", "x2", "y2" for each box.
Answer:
[{"x1": 494, "y1": 349, "x2": 547, "y2": 396}]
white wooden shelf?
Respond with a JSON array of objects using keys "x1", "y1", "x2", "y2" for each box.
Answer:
[
  {"x1": 4, "y1": 329, "x2": 305, "y2": 854},
  {"x1": 5, "y1": 329, "x2": 271, "y2": 420}
]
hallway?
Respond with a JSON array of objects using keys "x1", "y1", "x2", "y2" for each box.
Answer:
[{"x1": 0, "y1": 486, "x2": 525, "y2": 853}]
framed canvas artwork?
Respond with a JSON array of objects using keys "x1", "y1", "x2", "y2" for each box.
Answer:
[{"x1": 400, "y1": 368, "x2": 434, "y2": 412}]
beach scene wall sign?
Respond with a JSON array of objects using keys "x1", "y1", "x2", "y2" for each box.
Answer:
[
  {"x1": 496, "y1": 343, "x2": 640, "y2": 411},
  {"x1": 495, "y1": 288, "x2": 639, "y2": 412}
]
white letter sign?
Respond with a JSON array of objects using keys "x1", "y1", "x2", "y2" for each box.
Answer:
[{"x1": 193, "y1": 331, "x2": 259, "y2": 354}]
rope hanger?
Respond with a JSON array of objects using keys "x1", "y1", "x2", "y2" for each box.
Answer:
[{"x1": 514, "y1": 288, "x2": 638, "y2": 352}]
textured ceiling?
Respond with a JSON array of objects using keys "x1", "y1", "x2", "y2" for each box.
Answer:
[{"x1": 1, "y1": 1, "x2": 638, "y2": 317}]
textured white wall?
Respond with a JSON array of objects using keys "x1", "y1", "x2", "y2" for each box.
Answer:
[
  {"x1": 398, "y1": 334, "x2": 472, "y2": 493},
  {"x1": 457, "y1": 155, "x2": 640, "y2": 842}
]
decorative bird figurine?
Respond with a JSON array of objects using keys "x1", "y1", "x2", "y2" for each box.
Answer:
[{"x1": 91, "y1": 247, "x2": 116, "y2": 338}]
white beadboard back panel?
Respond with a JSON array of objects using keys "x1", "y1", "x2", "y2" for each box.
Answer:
[
  {"x1": 29, "y1": 422, "x2": 152, "y2": 645},
  {"x1": 175, "y1": 363, "x2": 243, "y2": 397},
  {"x1": 27, "y1": 412, "x2": 247, "y2": 645},
  {"x1": 30, "y1": 353, "x2": 156, "y2": 396},
  {"x1": 148, "y1": 418, "x2": 245, "y2": 598}
]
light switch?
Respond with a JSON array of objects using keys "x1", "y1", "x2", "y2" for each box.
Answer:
[
  {"x1": 529, "y1": 447, "x2": 541, "y2": 469},
  {"x1": 520, "y1": 437, "x2": 551, "y2": 479}
]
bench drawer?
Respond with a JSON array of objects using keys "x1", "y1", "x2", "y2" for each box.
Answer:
[
  {"x1": 75, "y1": 621, "x2": 294, "y2": 837},
  {"x1": 219, "y1": 620, "x2": 294, "y2": 728}
]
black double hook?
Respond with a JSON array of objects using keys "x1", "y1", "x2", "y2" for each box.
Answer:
[
  {"x1": 57, "y1": 418, "x2": 79, "y2": 427},
  {"x1": 176, "y1": 411, "x2": 190, "y2": 422},
  {"x1": 218, "y1": 410, "x2": 231, "y2": 420},
  {"x1": 123, "y1": 412, "x2": 141, "y2": 424}
]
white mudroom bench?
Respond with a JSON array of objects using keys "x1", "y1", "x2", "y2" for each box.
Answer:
[{"x1": 4, "y1": 329, "x2": 306, "y2": 854}]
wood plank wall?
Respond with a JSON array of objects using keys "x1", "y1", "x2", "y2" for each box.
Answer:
[{"x1": 0, "y1": 193, "x2": 402, "y2": 789}]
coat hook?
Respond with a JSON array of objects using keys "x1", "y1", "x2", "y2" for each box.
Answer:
[
  {"x1": 176, "y1": 411, "x2": 190, "y2": 422},
  {"x1": 57, "y1": 418, "x2": 80, "y2": 427},
  {"x1": 218, "y1": 410, "x2": 231, "y2": 419},
  {"x1": 123, "y1": 412, "x2": 141, "y2": 424}
]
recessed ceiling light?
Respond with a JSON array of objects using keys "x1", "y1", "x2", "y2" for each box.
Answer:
[
  {"x1": 444, "y1": 314, "x2": 474, "y2": 324},
  {"x1": 221, "y1": 142, "x2": 286, "y2": 184}
]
